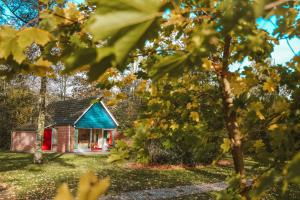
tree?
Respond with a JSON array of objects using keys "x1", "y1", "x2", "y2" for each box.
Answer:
[
  {"x1": 0, "y1": 75, "x2": 38, "y2": 150},
  {"x1": 63, "y1": 0, "x2": 299, "y2": 197},
  {"x1": 0, "y1": 0, "x2": 299, "y2": 198},
  {"x1": 0, "y1": 0, "x2": 82, "y2": 163}
]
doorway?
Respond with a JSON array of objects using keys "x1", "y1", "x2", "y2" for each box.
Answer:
[{"x1": 42, "y1": 128, "x2": 52, "y2": 150}]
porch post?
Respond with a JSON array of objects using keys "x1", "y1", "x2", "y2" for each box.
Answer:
[
  {"x1": 102, "y1": 129, "x2": 105, "y2": 152},
  {"x1": 89, "y1": 129, "x2": 92, "y2": 150},
  {"x1": 112, "y1": 129, "x2": 115, "y2": 146}
]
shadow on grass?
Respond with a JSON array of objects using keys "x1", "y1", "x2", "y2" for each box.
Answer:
[
  {"x1": 0, "y1": 153, "x2": 75, "y2": 172},
  {"x1": 43, "y1": 153, "x2": 76, "y2": 168},
  {"x1": 20, "y1": 167, "x2": 198, "y2": 199},
  {"x1": 186, "y1": 167, "x2": 228, "y2": 181}
]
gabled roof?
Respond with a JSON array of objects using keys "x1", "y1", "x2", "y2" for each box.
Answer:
[{"x1": 74, "y1": 101, "x2": 118, "y2": 129}]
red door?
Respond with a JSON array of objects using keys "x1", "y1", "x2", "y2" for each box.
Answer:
[{"x1": 42, "y1": 128, "x2": 52, "y2": 150}]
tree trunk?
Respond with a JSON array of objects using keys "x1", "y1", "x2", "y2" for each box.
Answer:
[
  {"x1": 34, "y1": 76, "x2": 47, "y2": 164},
  {"x1": 218, "y1": 35, "x2": 246, "y2": 186}
]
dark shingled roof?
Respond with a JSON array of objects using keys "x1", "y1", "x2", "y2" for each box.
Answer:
[
  {"x1": 46, "y1": 98, "x2": 94, "y2": 126},
  {"x1": 14, "y1": 98, "x2": 95, "y2": 131}
]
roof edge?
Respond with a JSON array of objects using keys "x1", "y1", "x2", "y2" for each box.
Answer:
[
  {"x1": 73, "y1": 103, "x2": 94, "y2": 126},
  {"x1": 100, "y1": 101, "x2": 119, "y2": 126}
]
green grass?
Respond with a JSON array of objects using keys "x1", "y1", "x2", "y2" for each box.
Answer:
[
  {"x1": 1, "y1": 152, "x2": 298, "y2": 200},
  {"x1": 0, "y1": 152, "x2": 232, "y2": 200}
]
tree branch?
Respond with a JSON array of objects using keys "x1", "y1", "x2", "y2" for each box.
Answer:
[
  {"x1": 265, "y1": 0, "x2": 296, "y2": 10},
  {"x1": 2, "y1": 0, "x2": 30, "y2": 25}
]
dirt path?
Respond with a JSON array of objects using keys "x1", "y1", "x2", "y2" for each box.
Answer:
[{"x1": 101, "y1": 182, "x2": 227, "y2": 200}]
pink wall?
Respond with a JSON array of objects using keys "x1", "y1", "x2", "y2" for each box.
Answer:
[
  {"x1": 11, "y1": 131, "x2": 36, "y2": 153},
  {"x1": 56, "y1": 125, "x2": 75, "y2": 153}
]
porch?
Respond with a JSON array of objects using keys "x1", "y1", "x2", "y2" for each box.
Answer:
[{"x1": 74, "y1": 128, "x2": 116, "y2": 153}]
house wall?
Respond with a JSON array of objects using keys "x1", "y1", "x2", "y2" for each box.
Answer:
[
  {"x1": 56, "y1": 125, "x2": 75, "y2": 153},
  {"x1": 11, "y1": 131, "x2": 36, "y2": 153}
]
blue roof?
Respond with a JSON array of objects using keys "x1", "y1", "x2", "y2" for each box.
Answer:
[{"x1": 74, "y1": 102, "x2": 117, "y2": 129}]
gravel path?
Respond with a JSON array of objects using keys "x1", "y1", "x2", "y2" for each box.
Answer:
[{"x1": 100, "y1": 182, "x2": 227, "y2": 200}]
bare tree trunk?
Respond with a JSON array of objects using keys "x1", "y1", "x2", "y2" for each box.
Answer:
[
  {"x1": 34, "y1": 76, "x2": 47, "y2": 164},
  {"x1": 218, "y1": 35, "x2": 246, "y2": 187}
]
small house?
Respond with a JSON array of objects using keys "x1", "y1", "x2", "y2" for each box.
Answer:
[{"x1": 11, "y1": 99, "x2": 119, "y2": 153}]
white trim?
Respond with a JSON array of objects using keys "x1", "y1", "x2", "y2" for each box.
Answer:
[
  {"x1": 73, "y1": 104, "x2": 94, "y2": 125},
  {"x1": 100, "y1": 101, "x2": 119, "y2": 126},
  {"x1": 73, "y1": 101, "x2": 119, "y2": 127}
]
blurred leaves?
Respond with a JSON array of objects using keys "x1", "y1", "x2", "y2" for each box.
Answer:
[{"x1": 54, "y1": 171, "x2": 110, "y2": 200}]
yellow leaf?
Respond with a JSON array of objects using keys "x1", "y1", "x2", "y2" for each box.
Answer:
[
  {"x1": 87, "y1": 177, "x2": 110, "y2": 200},
  {"x1": 77, "y1": 172, "x2": 110, "y2": 200},
  {"x1": 256, "y1": 110, "x2": 265, "y2": 120},
  {"x1": 136, "y1": 80, "x2": 147, "y2": 92},
  {"x1": 263, "y1": 79, "x2": 276, "y2": 93},
  {"x1": 11, "y1": 44, "x2": 26, "y2": 64},
  {"x1": 40, "y1": 0, "x2": 49, "y2": 4},
  {"x1": 220, "y1": 138, "x2": 231, "y2": 153},
  {"x1": 186, "y1": 103, "x2": 192, "y2": 110},
  {"x1": 0, "y1": 26, "x2": 19, "y2": 60},
  {"x1": 170, "y1": 123, "x2": 179, "y2": 130},
  {"x1": 190, "y1": 111, "x2": 200, "y2": 122},
  {"x1": 53, "y1": 183, "x2": 72, "y2": 200},
  {"x1": 103, "y1": 90, "x2": 112, "y2": 97},
  {"x1": 202, "y1": 58, "x2": 212, "y2": 70},
  {"x1": 17, "y1": 28, "x2": 52, "y2": 48},
  {"x1": 268, "y1": 124, "x2": 279, "y2": 131}
]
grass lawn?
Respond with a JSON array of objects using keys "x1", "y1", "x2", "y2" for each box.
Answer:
[
  {"x1": 0, "y1": 152, "x2": 232, "y2": 200},
  {"x1": 0, "y1": 152, "x2": 299, "y2": 200}
]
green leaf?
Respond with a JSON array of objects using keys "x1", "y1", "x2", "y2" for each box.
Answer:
[
  {"x1": 65, "y1": 48, "x2": 97, "y2": 71},
  {"x1": 284, "y1": 152, "x2": 300, "y2": 185},
  {"x1": 87, "y1": 11, "x2": 157, "y2": 41},
  {"x1": 251, "y1": 169, "x2": 277, "y2": 198},
  {"x1": 150, "y1": 54, "x2": 190, "y2": 81},
  {"x1": 114, "y1": 20, "x2": 154, "y2": 64},
  {"x1": 253, "y1": 0, "x2": 266, "y2": 18},
  {"x1": 120, "y1": 0, "x2": 162, "y2": 13},
  {"x1": 88, "y1": 48, "x2": 115, "y2": 81},
  {"x1": 253, "y1": 139, "x2": 265, "y2": 153}
]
